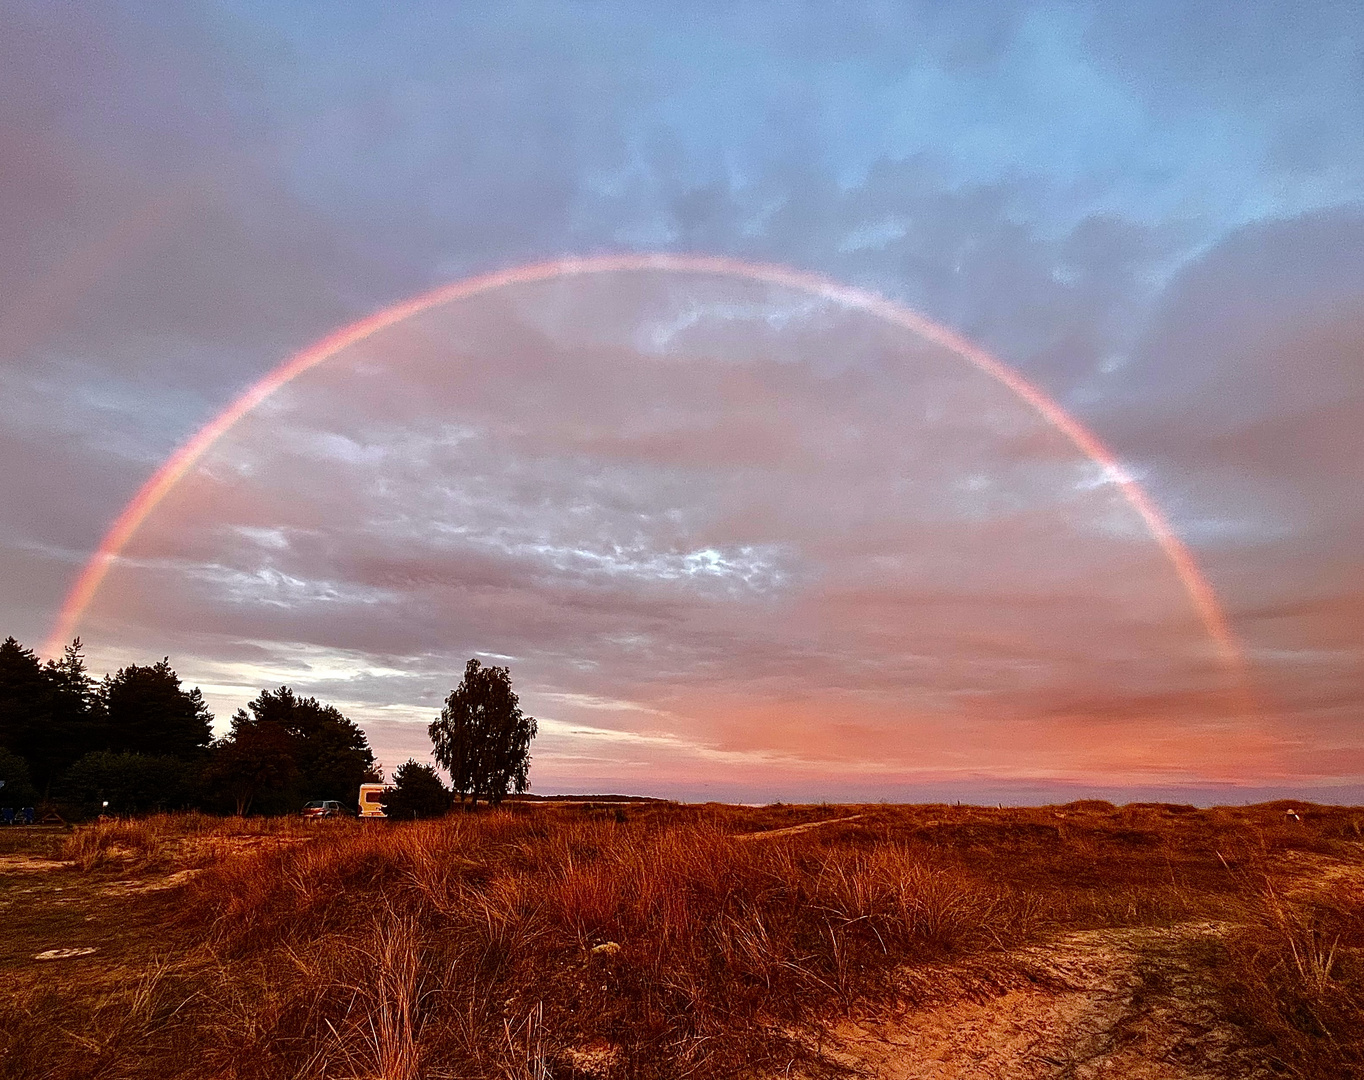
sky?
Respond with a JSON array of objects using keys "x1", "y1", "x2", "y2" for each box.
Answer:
[{"x1": 2, "y1": 1, "x2": 1361, "y2": 803}]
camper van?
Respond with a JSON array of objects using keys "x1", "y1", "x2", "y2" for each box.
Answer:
[{"x1": 358, "y1": 783, "x2": 392, "y2": 818}]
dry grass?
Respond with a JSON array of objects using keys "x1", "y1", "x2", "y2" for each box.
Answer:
[
  {"x1": 176, "y1": 815, "x2": 1029, "y2": 1076},
  {"x1": 2, "y1": 801, "x2": 1361, "y2": 1079},
  {"x1": 1213, "y1": 873, "x2": 1364, "y2": 1076},
  {"x1": 60, "y1": 818, "x2": 169, "y2": 872}
]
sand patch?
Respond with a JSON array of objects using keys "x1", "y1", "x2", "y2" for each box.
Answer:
[
  {"x1": 0, "y1": 855, "x2": 67, "y2": 874},
  {"x1": 789, "y1": 924, "x2": 1269, "y2": 1079},
  {"x1": 34, "y1": 947, "x2": 98, "y2": 961}
]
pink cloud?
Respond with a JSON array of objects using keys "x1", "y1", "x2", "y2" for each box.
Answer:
[{"x1": 72, "y1": 268, "x2": 1347, "y2": 794}]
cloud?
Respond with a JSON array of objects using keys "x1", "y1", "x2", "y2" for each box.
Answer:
[
  {"x1": 4, "y1": 0, "x2": 1363, "y2": 797},
  {"x1": 68, "y1": 268, "x2": 1260, "y2": 791},
  {"x1": 1107, "y1": 207, "x2": 1364, "y2": 764}
]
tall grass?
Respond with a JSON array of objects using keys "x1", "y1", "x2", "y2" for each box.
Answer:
[
  {"x1": 174, "y1": 813, "x2": 1025, "y2": 1076},
  {"x1": 1215, "y1": 876, "x2": 1364, "y2": 1077},
  {"x1": 61, "y1": 818, "x2": 168, "y2": 871},
  {"x1": 0, "y1": 956, "x2": 202, "y2": 1077},
  {"x1": 10, "y1": 802, "x2": 1362, "y2": 1079}
]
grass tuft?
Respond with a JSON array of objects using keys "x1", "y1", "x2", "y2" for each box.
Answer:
[
  {"x1": 61, "y1": 818, "x2": 167, "y2": 872},
  {"x1": 1214, "y1": 877, "x2": 1364, "y2": 1077}
]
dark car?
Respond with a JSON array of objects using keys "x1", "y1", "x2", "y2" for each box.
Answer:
[{"x1": 300, "y1": 799, "x2": 351, "y2": 819}]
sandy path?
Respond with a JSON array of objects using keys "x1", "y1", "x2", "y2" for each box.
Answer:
[
  {"x1": 795, "y1": 922, "x2": 1268, "y2": 1079},
  {"x1": 736, "y1": 815, "x2": 866, "y2": 841}
]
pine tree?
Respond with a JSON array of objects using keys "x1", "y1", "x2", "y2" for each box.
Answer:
[
  {"x1": 45, "y1": 638, "x2": 107, "y2": 775},
  {"x1": 0, "y1": 637, "x2": 56, "y2": 791},
  {"x1": 209, "y1": 687, "x2": 378, "y2": 812},
  {"x1": 101, "y1": 658, "x2": 214, "y2": 761}
]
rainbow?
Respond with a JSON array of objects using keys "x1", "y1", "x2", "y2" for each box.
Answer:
[{"x1": 43, "y1": 253, "x2": 1245, "y2": 673}]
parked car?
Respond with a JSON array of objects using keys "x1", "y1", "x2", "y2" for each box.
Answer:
[{"x1": 300, "y1": 799, "x2": 351, "y2": 819}]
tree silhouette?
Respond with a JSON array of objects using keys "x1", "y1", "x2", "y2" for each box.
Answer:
[
  {"x1": 45, "y1": 639, "x2": 107, "y2": 776},
  {"x1": 206, "y1": 718, "x2": 300, "y2": 815},
  {"x1": 0, "y1": 637, "x2": 104, "y2": 792},
  {"x1": 101, "y1": 659, "x2": 213, "y2": 761},
  {"x1": 429, "y1": 659, "x2": 537, "y2": 806},
  {"x1": 0, "y1": 637, "x2": 55, "y2": 790},
  {"x1": 381, "y1": 759, "x2": 451, "y2": 819},
  {"x1": 0, "y1": 746, "x2": 40, "y2": 808},
  {"x1": 57, "y1": 751, "x2": 195, "y2": 816},
  {"x1": 212, "y1": 687, "x2": 378, "y2": 812}
]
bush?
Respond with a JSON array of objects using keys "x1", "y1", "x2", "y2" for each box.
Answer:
[
  {"x1": 55, "y1": 751, "x2": 197, "y2": 816},
  {"x1": 381, "y1": 759, "x2": 451, "y2": 820},
  {"x1": 0, "y1": 747, "x2": 40, "y2": 808}
]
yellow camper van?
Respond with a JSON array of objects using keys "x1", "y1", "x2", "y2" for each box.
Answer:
[{"x1": 358, "y1": 783, "x2": 392, "y2": 818}]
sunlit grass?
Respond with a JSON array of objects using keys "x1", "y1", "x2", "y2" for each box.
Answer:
[{"x1": 2, "y1": 801, "x2": 1361, "y2": 1078}]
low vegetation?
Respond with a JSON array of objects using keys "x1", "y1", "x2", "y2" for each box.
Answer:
[
  {"x1": 1217, "y1": 871, "x2": 1364, "y2": 1076},
  {"x1": 1, "y1": 801, "x2": 1361, "y2": 1079}
]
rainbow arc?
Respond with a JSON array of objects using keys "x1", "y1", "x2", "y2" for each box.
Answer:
[{"x1": 44, "y1": 254, "x2": 1245, "y2": 676}]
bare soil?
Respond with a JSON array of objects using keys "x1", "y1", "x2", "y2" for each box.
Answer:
[{"x1": 0, "y1": 829, "x2": 185, "y2": 983}]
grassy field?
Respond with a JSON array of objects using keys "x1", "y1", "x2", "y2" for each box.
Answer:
[{"x1": 0, "y1": 801, "x2": 1361, "y2": 1079}]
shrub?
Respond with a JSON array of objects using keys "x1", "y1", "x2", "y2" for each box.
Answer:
[
  {"x1": 381, "y1": 760, "x2": 451, "y2": 820},
  {"x1": 55, "y1": 751, "x2": 197, "y2": 816},
  {"x1": 0, "y1": 747, "x2": 40, "y2": 808}
]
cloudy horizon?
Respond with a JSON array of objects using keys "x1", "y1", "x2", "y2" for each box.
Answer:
[{"x1": 3, "y1": 1, "x2": 1361, "y2": 803}]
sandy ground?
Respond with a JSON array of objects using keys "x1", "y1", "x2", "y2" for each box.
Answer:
[
  {"x1": 737, "y1": 814, "x2": 866, "y2": 841},
  {"x1": 786, "y1": 847, "x2": 1364, "y2": 1079},
  {"x1": 797, "y1": 922, "x2": 1270, "y2": 1080}
]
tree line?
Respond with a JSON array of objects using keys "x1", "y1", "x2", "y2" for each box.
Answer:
[{"x1": 0, "y1": 637, "x2": 536, "y2": 818}]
